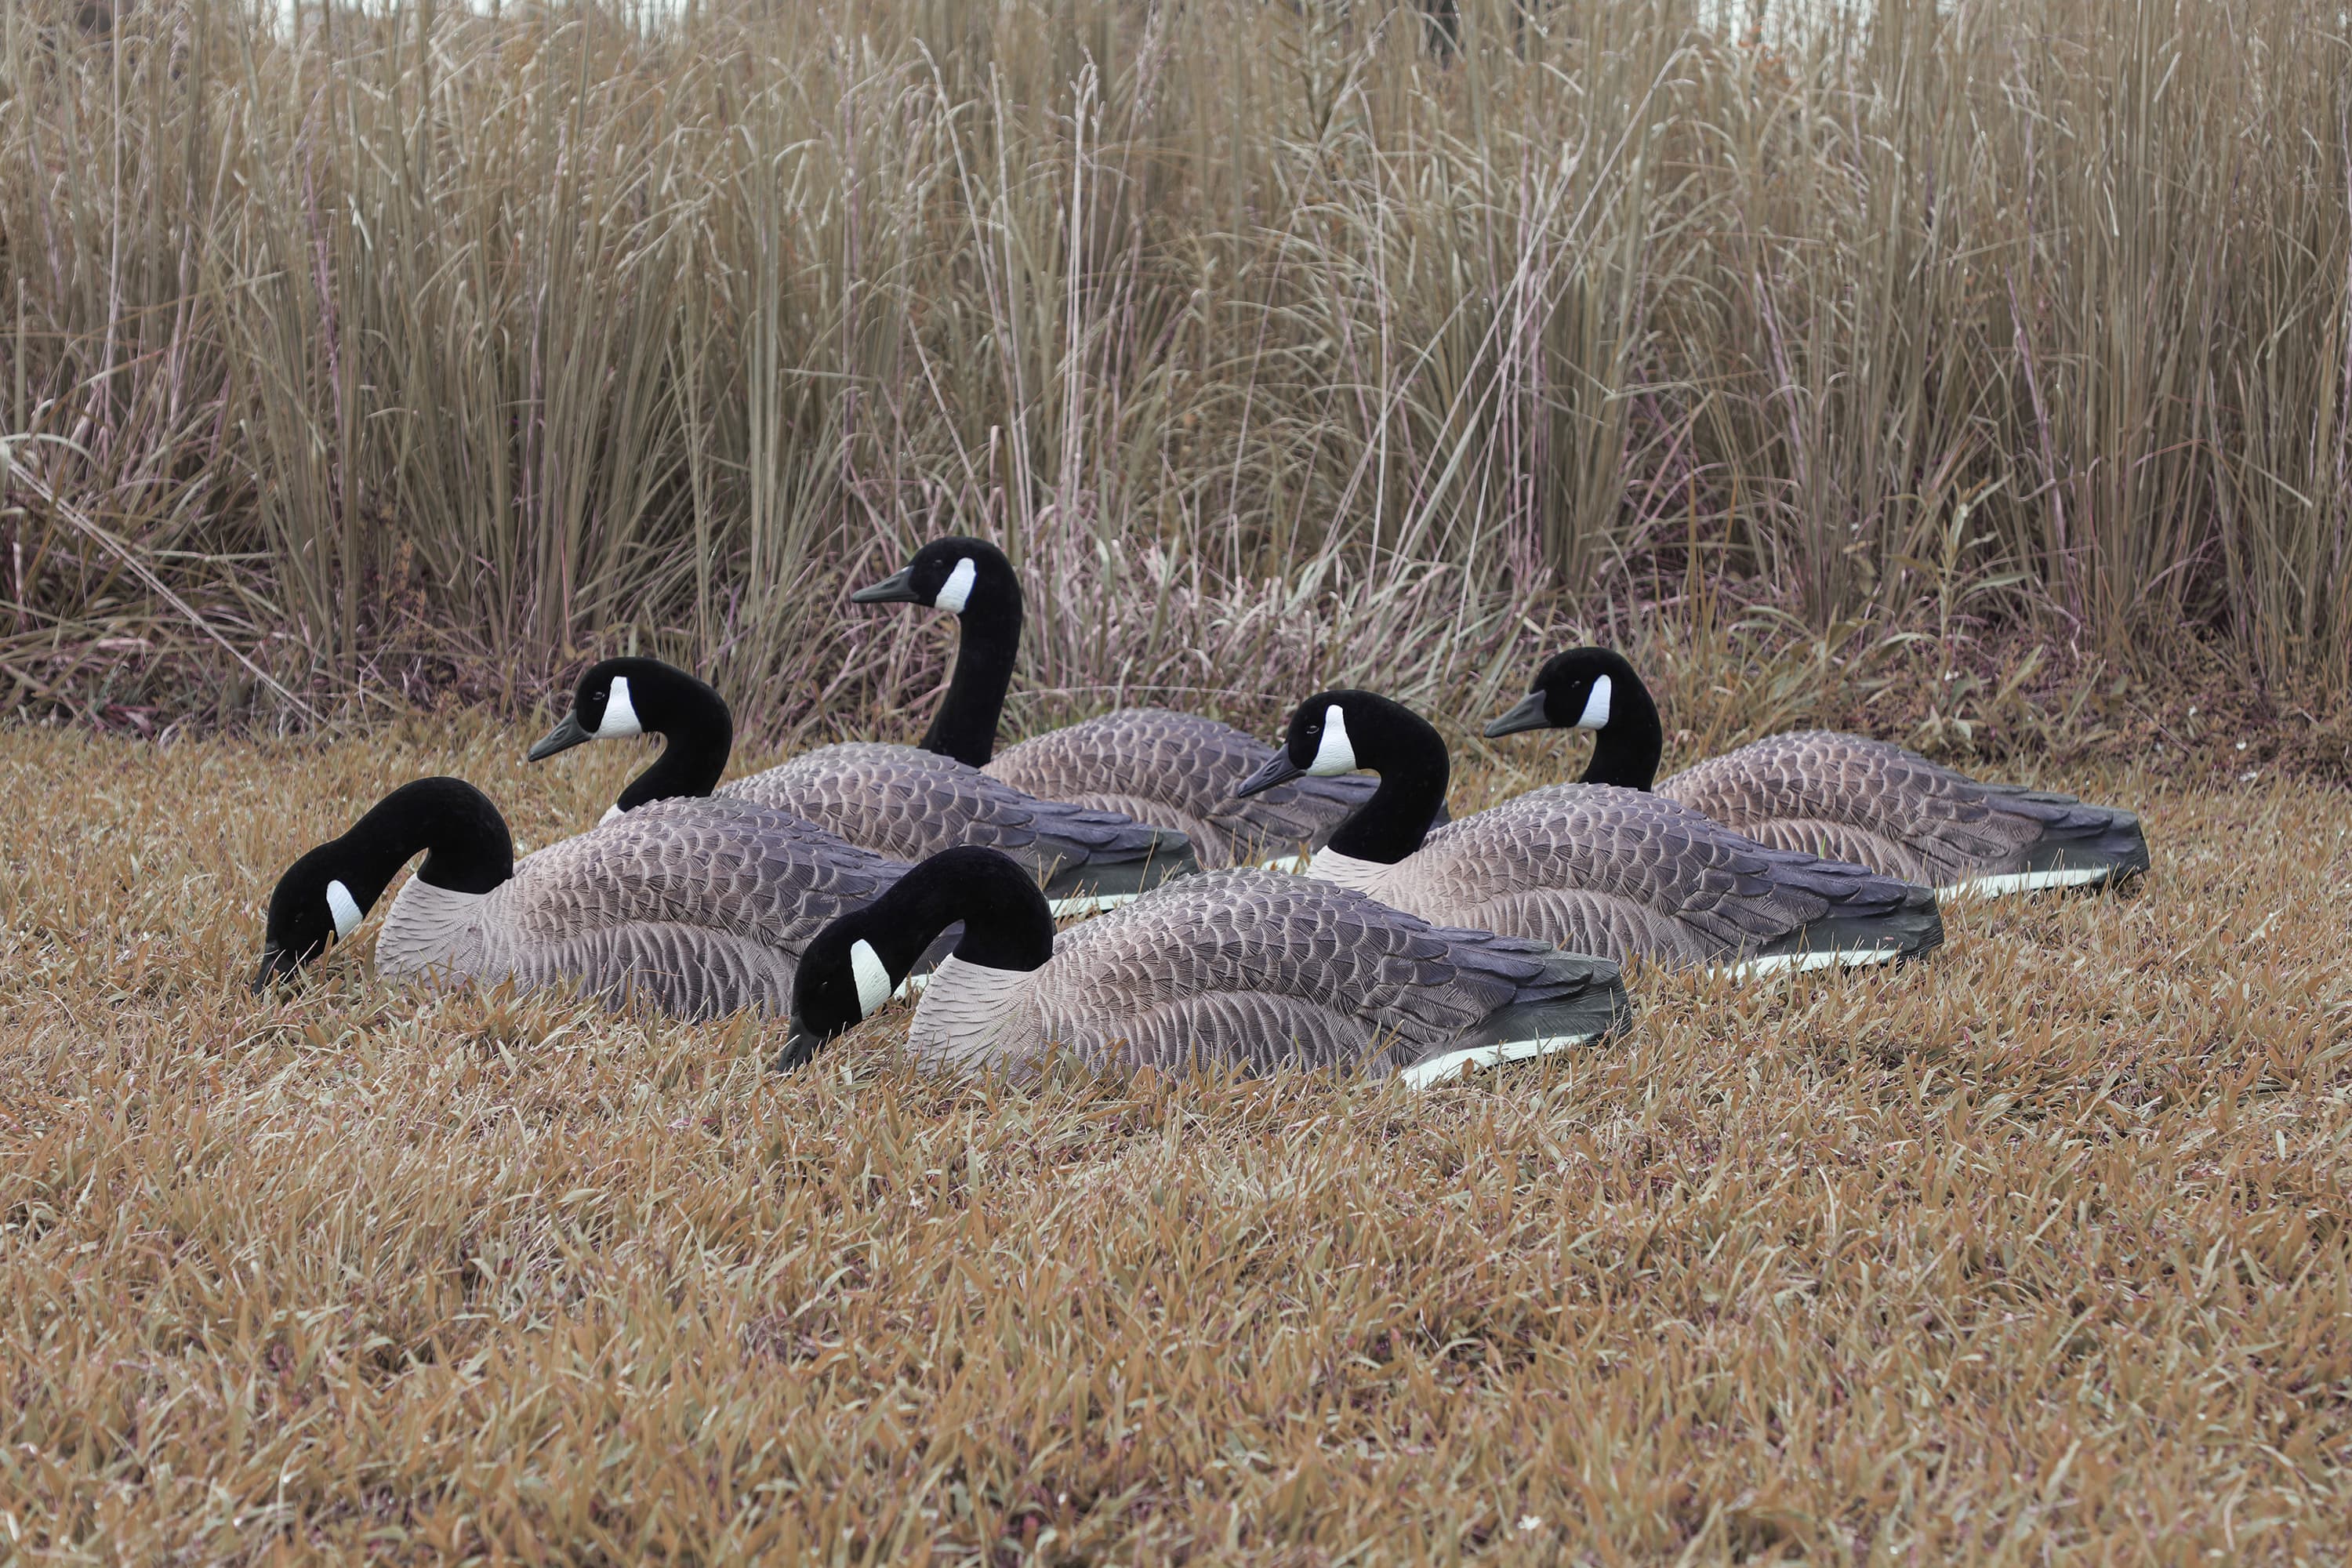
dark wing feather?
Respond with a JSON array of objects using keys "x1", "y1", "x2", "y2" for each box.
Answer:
[
  {"x1": 1401, "y1": 784, "x2": 1928, "y2": 962},
  {"x1": 1658, "y1": 731, "x2": 2143, "y2": 884},
  {"x1": 1030, "y1": 868, "x2": 1603, "y2": 1072},
  {"x1": 720, "y1": 741, "x2": 1172, "y2": 883},
  {"x1": 984, "y1": 709, "x2": 1436, "y2": 867},
  {"x1": 504, "y1": 794, "x2": 904, "y2": 954}
]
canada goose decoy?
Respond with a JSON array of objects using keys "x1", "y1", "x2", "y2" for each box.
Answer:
[
  {"x1": 527, "y1": 657, "x2": 1196, "y2": 916},
  {"x1": 1483, "y1": 648, "x2": 2151, "y2": 897},
  {"x1": 256, "y1": 777, "x2": 907, "y2": 1018},
  {"x1": 848, "y1": 537, "x2": 1443, "y2": 868},
  {"x1": 1236, "y1": 691, "x2": 1945, "y2": 974},
  {"x1": 776, "y1": 846, "x2": 1631, "y2": 1090}
]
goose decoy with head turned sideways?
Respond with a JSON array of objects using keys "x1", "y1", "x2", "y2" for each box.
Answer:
[
  {"x1": 527, "y1": 657, "x2": 1195, "y2": 916},
  {"x1": 776, "y1": 846, "x2": 1629, "y2": 1089},
  {"x1": 1236, "y1": 691, "x2": 1944, "y2": 974},
  {"x1": 1484, "y1": 648, "x2": 2150, "y2": 897},
  {"x1": 256, "y1": 777, "x2": 907, "y2": 1018},
  {"x1": 848, "y1": 537, "x2": 1445, "y2": 869}
]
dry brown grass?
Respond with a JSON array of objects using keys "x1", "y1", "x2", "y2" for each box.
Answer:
[{"x1": 2, "y1": 714, "x2": 2349, "y2": 1563}]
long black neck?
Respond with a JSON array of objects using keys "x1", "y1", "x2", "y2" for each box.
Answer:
[
  {"x1": 1581, "y1": 674, "x2": 1664, "y2": 790},
  {"x1": 1326, "y1": 706, "x2": 1450, "y2": 865},
  {"x1": 339, "y1": 777, "x2": 514, "y2": 907},
  {"x1": 919, "y1": 582, "x2": 1022, "y2": 768},
  {"x1": 616, "y1": 681, "x2": 734, "y2": 810},
  {"x1": 861, "y1": 847, "x2": 1054, "y2": 981}
]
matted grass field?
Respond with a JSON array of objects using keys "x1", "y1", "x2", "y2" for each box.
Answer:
[{"x1": 1, "y1": 720, "x2": 2347, "y2": 1562}]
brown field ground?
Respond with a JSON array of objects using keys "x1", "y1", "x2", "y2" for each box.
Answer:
[{"x1": 1, "y1": 718, "x2": 2347, "y2": 1563}]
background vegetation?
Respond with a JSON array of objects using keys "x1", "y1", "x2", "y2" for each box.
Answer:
[{"x1": 4, "y1": 0, "x2": 2347, "y2": 744}]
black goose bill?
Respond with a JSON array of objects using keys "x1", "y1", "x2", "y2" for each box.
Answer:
[
  {"x1": 1483, "y1": 691, "x2": 1553, "y2": 739},
  {"x1": 1234, "y1": 750, "x2": 1305, "y2": 797}
]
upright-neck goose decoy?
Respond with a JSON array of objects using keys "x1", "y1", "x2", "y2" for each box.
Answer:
[
  {"x1": 256, "y1": 777, "x2": 908, "y2": 1018},
  {"x1": 848, "y1": 537, "x2": 1443, "y2": 869},
  {"x1": 777, "y1": 846, "x2": 1630, "y2": 1089},
  {"x1": 526, "y1": 657, "x2": 1196, "y2": 916},
  {"x1": 1236, "y1": 691, "x2": 1944, "y2": 974},
  {"x1": 1483, "y1": 648, "x2": 2151, "y2": 897}
]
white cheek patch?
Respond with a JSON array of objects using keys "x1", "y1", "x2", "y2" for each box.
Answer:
[
  {"x1": 325, "y1": 879, "x2": 364, "y2": 940},
  {"x1": 849, "y1": 938, "x2": 891, "y2": 1018},
  {"x1": 594, "y1": 674, "x2": 642, "y2": 739},
  {"x1": 1575, "y1": 674, "x2": 1613, "y2": 730},
  {"x1": 934, "y1": 557, "x2": 977, "y2": 614},
  {"x1": 1307, "y1": 704, "x2": 1357, "y2": 775}
]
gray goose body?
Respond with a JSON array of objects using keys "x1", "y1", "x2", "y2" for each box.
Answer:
[
  {"x1": 1483, "y1": 649, "x2": 2150, "y2": 897},
  {"x1": 1241, "y1": 691, "x2": 1944, "y2": 974},
  {"x1": 1657, "y1": 731, "x2": 2148, "y2": 893},
  {"x1": 720, "y1": 741, "x2": 1184, "y2": 902},
  {"x1": 379, "y1": 798, "x2": 902, "y2": 1018},
  {"x1": 850, "y1": 539, "x2": 1443, "y2": 869},
  {"x1": 1305, "y1": 783, "x2": 1942, "y2": 971},
  {"x1": 782, "y1": 852, "x2": 1629, "y2": 1089},
  {"x1": 982, "y1": 707, "x2": 1404, "y2": 869},
  {"x1": 258, "y1": 781, "x2": 906, "y2": 1021},
  {"x1": 528, "y1": 659, "x2": 1196, "y2": 910}
]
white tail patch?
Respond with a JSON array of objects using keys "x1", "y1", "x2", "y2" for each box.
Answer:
[
  {"x1": 1936, "y1": 866, "x2": 2114, "y2": 900},
  {"x1": 849, "y1": 938, "x2": 892, "y2": 1018},
  {"x1": 595, "y1": 674, "x2": 642, "y2": 739},
  {"x1": 1715, "y1": 945, "x2": 1905, "y2": 982},
  {"x1": 1575, "y1": 674, "x2": 1613, "y2": 729},
  {"x1": 1400, "y1": 1029, "x2": 1605, "y2": 1090},
  {"x1": 935, "y1": 557, "x2": 978, "y2": 614},
  {"x1": 1307, "y1": 704, "x2": 1356, "y2": 775},
  {"x1": 598, "y1": 804, "x2": 624, "y2": 826},
  {"x1": 325, "y1": 879, "x2": 364, "y2": 940}
]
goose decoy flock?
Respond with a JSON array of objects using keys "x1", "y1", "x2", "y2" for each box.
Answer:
[
  {"x1": 1484, "y1": 648, "x2": 2151, "y2": 896},
  {"x1": 252, "y1": 535, "x2": 2150, "y2": 1091}
]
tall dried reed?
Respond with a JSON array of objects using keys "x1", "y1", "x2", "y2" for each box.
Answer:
[{"x1": 2, "y1": 0, "x2": 2346, "y2": 737}]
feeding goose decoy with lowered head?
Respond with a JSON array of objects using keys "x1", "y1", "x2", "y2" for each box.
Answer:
[
  {"x1": 527, "y1": 656, "x2": 1196, "y2": 916},
  {"x1": 777, "y1": 846, "x2": 1630, "y2": 1090},
  {"x1": 848, "y1": 536, "x2": 1445, "y2": 868},
  {"x1": 1237, "y1": 690, "x2": 1944, "y2": 975},
  {"x1": 256, "y1": 777, "x2": 909, "y2": 1018},
  {"x1": 1483, "y1": 648, "x2": 2150, "y2": 898}
]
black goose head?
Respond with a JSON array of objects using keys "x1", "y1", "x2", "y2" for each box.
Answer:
[
  {"x1": 1483, "y1": 648, "x2": 1662, "y2": 790},
  {"x1": 527, "y1": 656, "x2": 733, "y2": 811},
  {"x1": 256, "y1": 840, "x2": 361, "y2": 987},
  {"x1": 777, "y1": 846, "x2": 1053, "y2": 1070},
  {"x1": 849, "y1": 536, "x2": 1020, "y2": 620},
  {"x1": 256, "y1": 778, "x2": 514, "y2": 989},
  {"x1": 1483, "y1": 647, "x2": 1636, "y2": 737},
  {"x1": 1233, "y1": 691, "x2": 1447, "y2": 864},
  {"x1": 1234, "y1": 690, "x2": 1441, "y2": 791}
]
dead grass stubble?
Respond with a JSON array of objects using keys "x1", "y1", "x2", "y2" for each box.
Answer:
[{"x1": 0, "y1": 720, "x2": 2347, "y2": 1562}]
